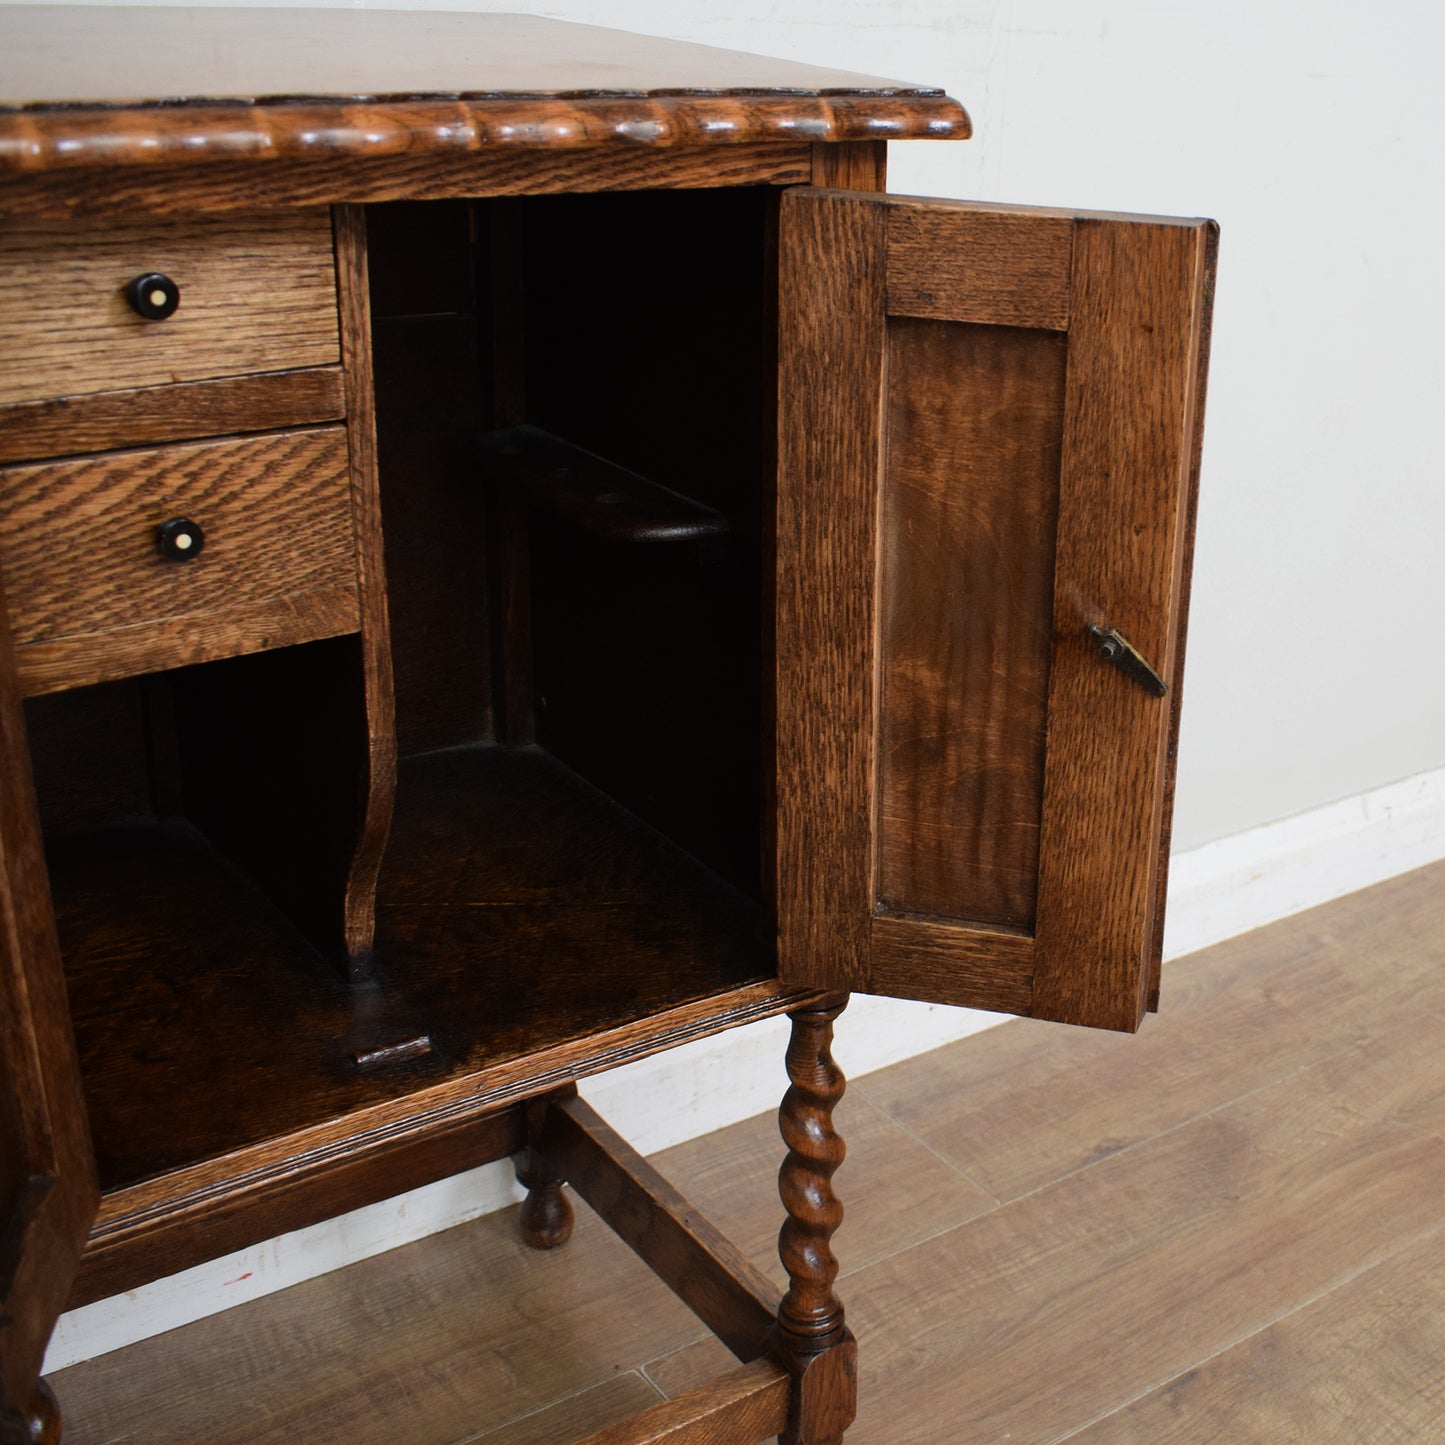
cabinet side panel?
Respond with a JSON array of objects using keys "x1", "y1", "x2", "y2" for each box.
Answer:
[
  {"x1": 774, "y1": 191, "x2": 885, "y2": 991},
  {"x1": 877, "y1": 318, "x2": 1066, "y2": 930},
  {"x1": 0, "y1": 578, "x2": 97, "y2": 1409}
]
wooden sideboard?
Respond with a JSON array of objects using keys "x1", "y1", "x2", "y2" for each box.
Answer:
[{"x1": 0, "y1": 9, "x2": 1217, "y2": 1442}]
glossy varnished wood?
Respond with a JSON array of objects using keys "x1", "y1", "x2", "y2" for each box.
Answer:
[
  {"x1": 0, "y1": 10, "x2": 967, "y2": 181},
  {"x1": 770, "y1": 997, "x2": 857, "y2": 1445},
  {"x1": 0, "y1": 94, "x2": 968, "y2": 176},
  {"x1": 0, "y1": 211, "x2": 339, "y2": 405},
  {"x1": 0, "y1": 368, "x2": 346, "y2": 467},
  {"x1": 0, "y1": 9, "x2": 965, "y2": 111},
  {"x1": 0, "y1": 428, "x2": 360, "y2": 696}
]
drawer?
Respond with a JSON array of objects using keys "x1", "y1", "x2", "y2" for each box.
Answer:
[
  {"x1": 0, "y1": 210, "x2": 340, "y2": 407},
  {"x1": 0, "y1": 428, "x2": 360, "y2": 696}
]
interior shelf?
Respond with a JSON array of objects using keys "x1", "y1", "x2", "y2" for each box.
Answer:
[
  {"x1": 53, "y1": 746, "x2": 771, "y2": 1196},
  {"x1": 476, "y1": 424, "x2": 729, "y2": 544}
]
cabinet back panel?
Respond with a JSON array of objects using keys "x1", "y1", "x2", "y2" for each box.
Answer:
[
  {"x1": 877, "y1": 319, "x2": 1065, "y2": 931},
  {"x1": 23, "y1": 682, "x2": 154, "y2": 836},
  {"x1": 521, "y1": 188, "x2": 771, "y2": 898},
  {"x1": 368, "y1": 203, "x2": 495, "y2": 754}
]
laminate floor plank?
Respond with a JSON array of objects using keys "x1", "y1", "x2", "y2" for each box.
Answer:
[
  {"x1": 1061, "y1": 1221, "x2": 1445, "y2": 1443},
  {"x1": 463, "y1": 1373, "x2": 665, "y2": 1445},
  {"x1": 651, "y1": 1001, "x2": 1445, "y2": 1441},
  {"x1": 649, "y1": 1091, "x2": 997, "y2": 1292},
  {"x1": 53, "y1": 1204, "x2": 702, "y2": 1445},
  {"x1": 859, "y1": 861, "x2": 1445, "y2": 1202}
]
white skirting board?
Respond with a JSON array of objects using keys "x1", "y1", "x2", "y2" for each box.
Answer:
[{"x1": 45, "y1": 763, "x2": 1445, "y2": 1371}]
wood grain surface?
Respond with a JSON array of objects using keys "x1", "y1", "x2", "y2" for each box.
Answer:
[
  {"x1": 474, "y1": 1376, "x2": 665, "y2": 1445},
  {"x1": 774, "y1": 190, "x2": 885, "y2": 995},
  {"x1": 0, "y1": 9, "x2": 960, "y2": 109},
  {"x1": 0, "y1": 427, "x2": 360, "y2": 695},
  {"x1": 809, "y1": 142, "x2": 887, "y2": 192},
  {"x1": 332, "y1": 204, "x2": 396, "y2": 974},
  {"x1": 886, "y1": 204, "x2": 1073, "y2": 328},
  {"x1": 0, "y1": 95, "x2": 969, "y2": 179},
  {"x1": 0, "y1": 211, "x2": 339, "y2": 405},
  {"x1": 776, "y1": 190, "x2": 1215, "y2": 1032},
  {"x1": 575, "y1": 1360, "x2": 788, "y2": 1445},
  {"x1": 48, "y1": 746, "x2": 810, "y2": 1302},
  {"x1": 1066, "y1": 1224, "x2": 1445, "y2": 1442},
  {"x1": 1029, "y1": 216, "x2": 1217, "y2": 1031},
  {"x1": 0, "y1": 11, "x2": 967, "y2": 179},
  {"x1": 0, "y1": 367, "x2": 346, "y2": 467},
  {"x1": 876, "y1": 319, "x2": 1066, "y2": 930},
  {"x1": 0, "y1": 145, "x2": 817, "y2": 223}
]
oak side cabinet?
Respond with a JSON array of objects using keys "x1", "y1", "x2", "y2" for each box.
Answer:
[{"x1": 0, "y1": 9, "x2": 1217, "y2": 1443}]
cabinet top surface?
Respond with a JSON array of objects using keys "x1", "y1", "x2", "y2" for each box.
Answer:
[
  {"x1": 0, "y1": 7, "x2": 969, "y2": 174},
  {"x1": 1, "y1": 7, "x2": 943, "y2": 107}
]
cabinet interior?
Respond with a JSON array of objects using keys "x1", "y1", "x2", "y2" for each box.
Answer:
[{"x1": 24, "y1": 188, "x2": 778, "y2": 1200}]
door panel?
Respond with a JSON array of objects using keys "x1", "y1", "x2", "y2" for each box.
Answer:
[
  {"x1": 877, "y1": 318, "x2": 1066, "y2": 932},
  {"x1": 0, "y1": 570, "x2": 98, "y2": 1426},
  {"x1": 776, "y1": 190, "x2": 1216, "y2": 1032}
]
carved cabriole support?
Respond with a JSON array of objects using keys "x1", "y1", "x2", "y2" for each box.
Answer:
[{"x1": 770, "y1": 993, "x2": 857, "y2": 1445}]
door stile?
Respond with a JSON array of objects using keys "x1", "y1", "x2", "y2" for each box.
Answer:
[
  {"x1": 1029, "y1": 216, "x2": 1217, "y2": 1031},
  {"x1": 775, "y1": 191, "x2": 886, "y2": 994},
  {"x1": 1142, "y1": 222, "x2": 1220, "y2": 1013}
]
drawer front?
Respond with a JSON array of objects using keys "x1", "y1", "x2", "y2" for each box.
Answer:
[
  {"x1": 0, "y1": 428, "x2": 360, "y2": 695},
  {"x1": 0, "y1": 210, "x2": 340, "y2": 407}
]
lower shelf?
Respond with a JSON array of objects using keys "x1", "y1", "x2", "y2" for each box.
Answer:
[{"x1": 52, "y1": 745, "x2": 776, "y2": 1217}]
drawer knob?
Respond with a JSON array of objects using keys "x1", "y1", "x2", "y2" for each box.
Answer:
[
  {"x1": 157, "y1": 517, "x2": 204, "y2": 562},
  {"x1": 126, "y1": 273, "x2": 181, "y2": 321}
]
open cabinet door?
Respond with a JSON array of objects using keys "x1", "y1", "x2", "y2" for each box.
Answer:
[
  {"x1": 0, "y1": 575, "x2": 97, "y2": 1438},
  {"x1": 775, "y1": 190, "x2": 1216, "y2": 1033}
]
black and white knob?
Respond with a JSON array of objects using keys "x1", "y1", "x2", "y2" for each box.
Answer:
[
  {"x1": 126, "y1": 273, "x2": 181, "y2": 320},
  {"x1": 157, "y1": 517, "x2": 204, "y2": 562}
]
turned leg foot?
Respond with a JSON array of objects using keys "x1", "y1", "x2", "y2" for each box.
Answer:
[
  {"x1": 770, "y1": 994, "x2": 857, "y2": 1445},
  {"x1": 1, "y1": 1380, "x2": 61, "y2": 1445},
  {"x1": 513, "y1": 1099, "x2": 574, "y2": 1250}
]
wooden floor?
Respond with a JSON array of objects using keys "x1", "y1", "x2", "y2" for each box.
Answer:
[{"x1": 52, "y1": 859, "x2": 1445, "y2": 1443}]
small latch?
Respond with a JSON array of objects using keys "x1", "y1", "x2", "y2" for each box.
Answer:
[{"x1": 1086, "y1": 623, "x2": 1168, "y2": 698}]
